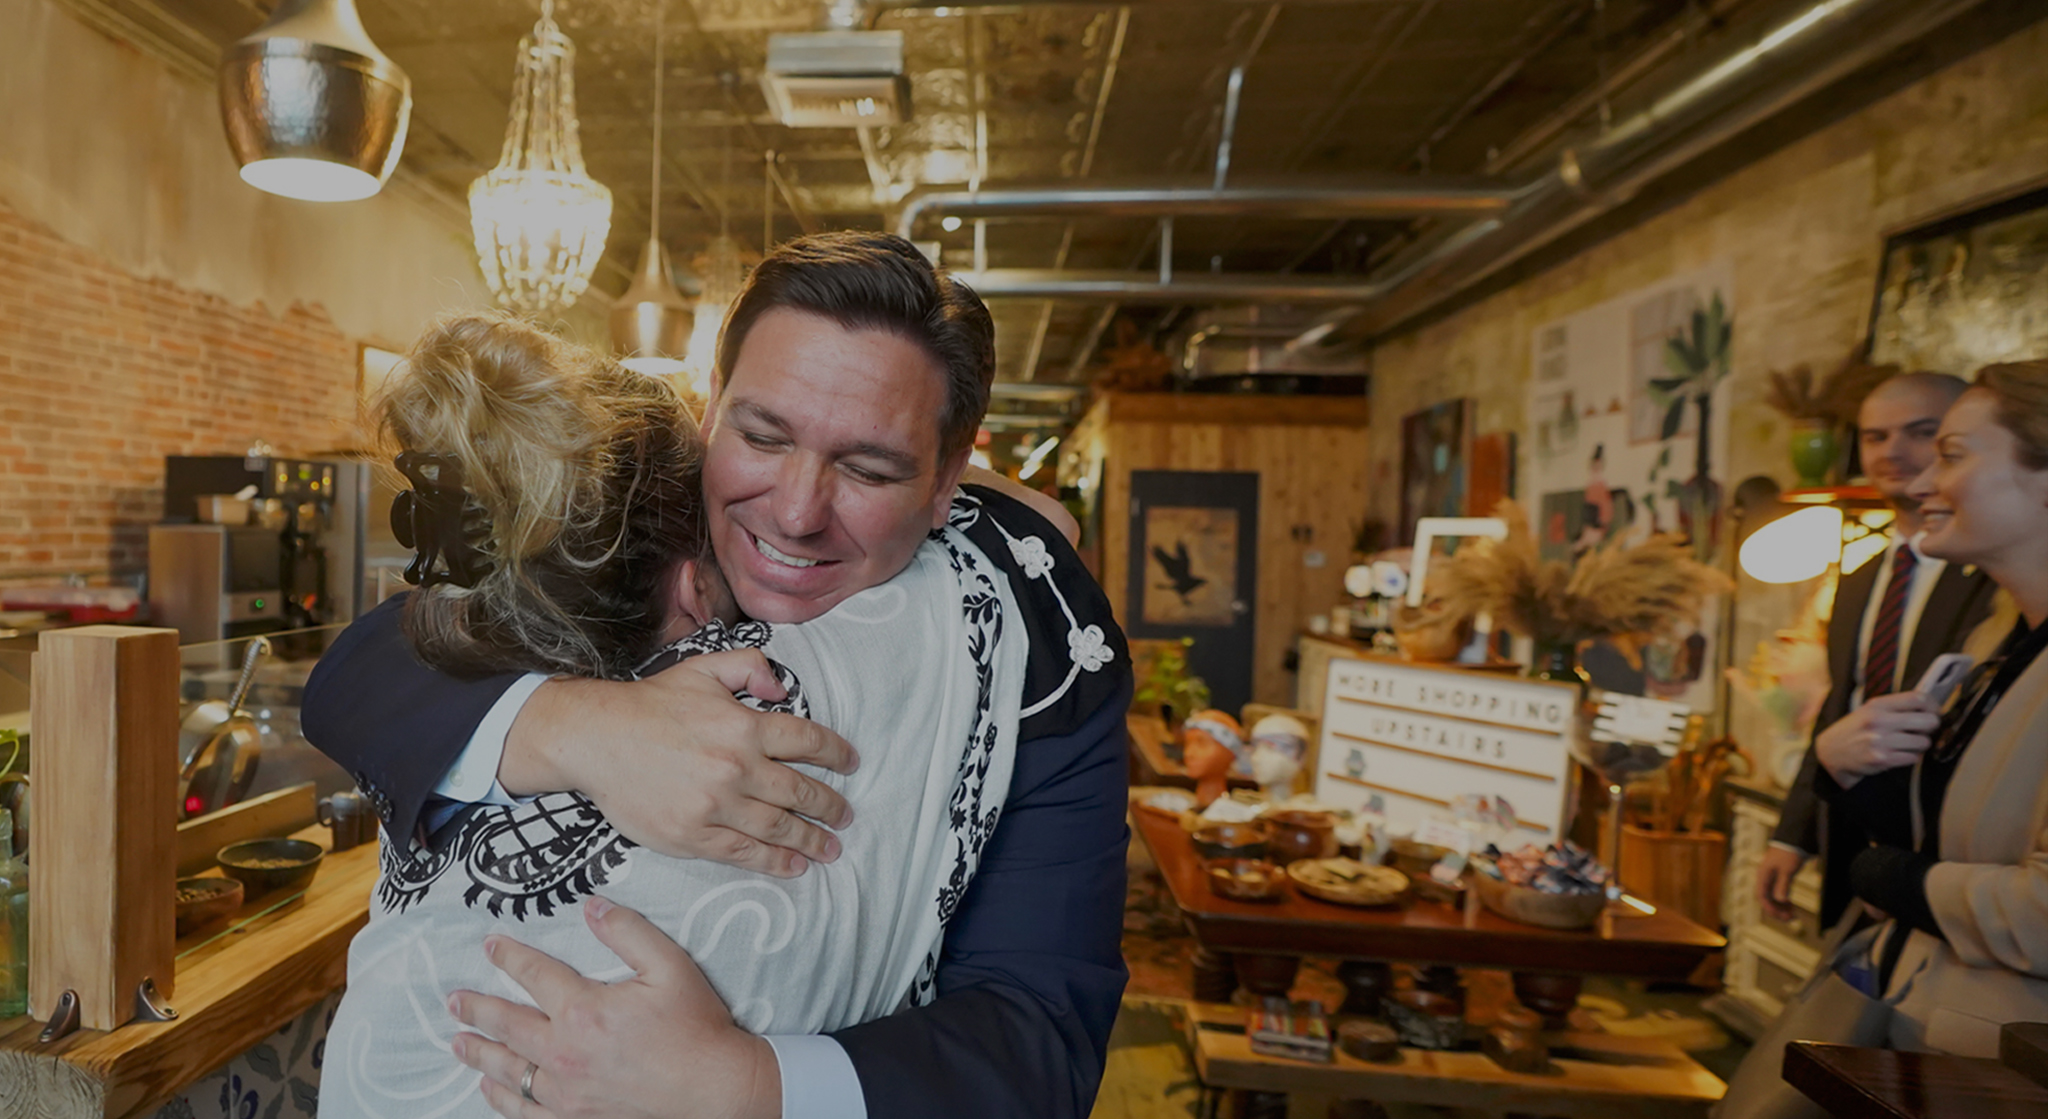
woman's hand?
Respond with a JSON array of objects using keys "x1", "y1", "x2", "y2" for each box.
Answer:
[
  {"x1": 499, "y1": 649, "x2": 859, "y2": 876},
  {"x1": 450, "y1": 897, "x2": 780, "y2": 1119},
  {"x1": 1816, "y1": 692, "x2": 1942, "y2": 788}
]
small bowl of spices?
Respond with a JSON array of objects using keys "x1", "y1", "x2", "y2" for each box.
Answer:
[
  {"x1": 175, "y1": 876, "x2": 244, "y2": 936},
  {"x1": 217, "y1": 837, "x2": 324, "y2": 896}
]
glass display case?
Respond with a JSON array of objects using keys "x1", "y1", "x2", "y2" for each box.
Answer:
[{"x1": 176, "y1": 625, "x2": 354, "y2": 808}]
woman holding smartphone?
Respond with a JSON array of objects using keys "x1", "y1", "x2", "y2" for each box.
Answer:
[{"x1": 1807, "y1": 359, "x2": 2048, "y2": 1056}]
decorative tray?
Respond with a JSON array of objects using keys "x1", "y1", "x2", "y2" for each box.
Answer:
[{"x1": 1287, "y1": 858, "x2": 1410, "y2": 907}]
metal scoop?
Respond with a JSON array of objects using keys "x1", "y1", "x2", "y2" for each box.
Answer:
[{"x1": 177, "y1": 637, "x2": 269, "y2": 819}]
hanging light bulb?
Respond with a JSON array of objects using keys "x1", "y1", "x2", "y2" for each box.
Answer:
[
  {"x1": 471, "y1": 0, "x2": 613, "y2": 317},
  {"x1": 612, "y1": 1, "x2": 694, "y2": 377},
  {"x1": 218, "y1": 0, "x2": 411, "y2": 202},
  {"x1": 682, "y1": 233, "x2": 747, "y2": 397}
]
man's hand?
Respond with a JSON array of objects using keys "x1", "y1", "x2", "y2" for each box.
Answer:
[
  {"x1": 501, "y1": 648, "x2": 858, "y2": 876},
  {"x1": 1814, "y1": 691, "x2": 1940, "y2": 789},
  {"x1": 1755, "y1": 845, "x2": 1807, "y2": 922},
  {"x1": 450, "y1": 897, "x2": 782, "y2": 1119}
]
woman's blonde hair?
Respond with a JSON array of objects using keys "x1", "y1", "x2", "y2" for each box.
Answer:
[
  {"x1": 375, "y1": 312, "x2": 706, "y2": 680},
  {"x1": 1974, "y1": 360, "x2": 2048, "y2": 472}
]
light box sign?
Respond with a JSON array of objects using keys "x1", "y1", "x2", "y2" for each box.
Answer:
[{"x1": 1313, "y1": 656, "x2": 1580, "y2": 840}]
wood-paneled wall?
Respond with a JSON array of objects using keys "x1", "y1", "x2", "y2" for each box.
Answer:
[{"x1": 1062, "y1": 392, "x2": 1372, "y2": 707}]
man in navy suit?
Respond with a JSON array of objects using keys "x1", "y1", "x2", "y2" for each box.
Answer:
[
  {"x1": 1757, "y1": 372, "x2": 1994, "y2": 929},
  {"x1": 301, "y1": 233, "x2": 1131, "y2": 1119}
]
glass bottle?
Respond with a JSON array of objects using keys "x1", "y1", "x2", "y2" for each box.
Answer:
[{"x1": 0, "y1": 808, "x2": 26, "y2": 1017}]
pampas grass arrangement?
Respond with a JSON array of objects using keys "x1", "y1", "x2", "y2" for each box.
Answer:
[
  {"x1": 1764, "y1": 349, "x2": 1899, "y2": 426},
  {"x1": 1433, "y1": 500, "x2": 1732, "y2": 649}
]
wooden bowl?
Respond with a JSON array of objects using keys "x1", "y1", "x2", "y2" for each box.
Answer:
[
  {"x1": 1472, "y1": 871, "x2": 1605, "y2": 931},
  {"x1": 174, "y1": 876, "x2": 243, "y2": 936},
  {"x1": 1206, "y1": 859, "x2": 1288, "y2": 902},
  {"x1": 1264, "y1": 809, "x2": 1339, "y2": 865},
  {"x1": 217, "y1": 837, "x2": 324, "y2": 896},
  {"x1": 1287, "y1": 858, "x2": 1409, "y2": 907},
  {"x1": 1191, "y1": 821, "x2": 1269, "y2": 861},
  {"x1": 1390, "y1": 839, "x2": 1466, "y2": 904}
]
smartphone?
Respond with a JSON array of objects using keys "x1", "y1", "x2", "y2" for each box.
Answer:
[{"x1": 1915, "y1": 653, "x2": 1975, "y2": 709}]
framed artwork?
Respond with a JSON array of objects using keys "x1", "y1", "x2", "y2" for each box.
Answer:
[
  {"x1": 1526, "y1": 262, "x2": 1735, "y2": 712},
  {"x1": 357, "y1": 343, "x2": 403, "y2": 399},
  {"x1": 1126, "y1": 470, "x2": 1259, "y2": 714},
  {"x1": 1869, "y1": 184, "x2": 2048, "y2": 377},
  {"x1": 1466, "y1": 431, "x2": 1517, "y2": 517},
  {"x1": 1399, "y1": 398, "x2": 1473, "y2": 545}
]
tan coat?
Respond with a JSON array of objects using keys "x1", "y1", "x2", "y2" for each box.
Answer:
[{"x1": 1882, "y1": 626, "x2": 2048, "y2": 1057}]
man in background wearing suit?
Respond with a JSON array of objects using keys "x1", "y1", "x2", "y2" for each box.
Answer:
[{"x1": 1757, "y1": 371, "x2": 1995, "y2": 928}]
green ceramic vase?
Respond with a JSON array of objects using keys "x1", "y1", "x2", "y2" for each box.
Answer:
[{"x1": 1788, "y1": 421, "x2": 1840, "y2": 488}]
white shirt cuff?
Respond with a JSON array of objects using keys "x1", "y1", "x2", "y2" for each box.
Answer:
[
  {"x1": 1767, "y1": 840, "x2": 1811, "y2": 858},
  {"x1": 432, "y1": 673, "x2": 548, "y2": 806},
  {"x1": 762, "y1": 1035, "x2": 866, "y2": 1119}
]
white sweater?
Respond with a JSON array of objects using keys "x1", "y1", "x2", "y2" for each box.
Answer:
[{"x1": 321, "y1": 530, "x2": 1025, "y2": 1119}]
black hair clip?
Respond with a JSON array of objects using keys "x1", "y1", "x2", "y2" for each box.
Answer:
[{"x1": 391, "y1": 451, "x2": 493, "y2": 588}]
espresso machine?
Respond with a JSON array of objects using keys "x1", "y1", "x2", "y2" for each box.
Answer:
[{"x1": 150, "y1": 454, "x2": 379, "y2": 642}]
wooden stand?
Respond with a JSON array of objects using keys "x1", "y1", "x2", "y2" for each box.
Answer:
[
  {"x1": 1620, "y1": 826, "x2": 1727, "y2": 931},
  {"x1": 29, "y1": 626, "x2": 180, "y2": 1030}
]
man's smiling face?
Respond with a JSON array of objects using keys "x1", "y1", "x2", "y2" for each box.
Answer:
[{"x1": 702, "y1": 307, "x2": 967, "y2": 624}]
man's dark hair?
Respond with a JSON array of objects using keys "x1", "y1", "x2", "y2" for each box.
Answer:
[{"x1": 715, "y1": 231, "x2": 996, "y2": 463}]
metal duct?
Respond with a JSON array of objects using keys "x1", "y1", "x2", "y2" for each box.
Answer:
[
  {"x1": 896, "y1": 179, "x2": 1521, "y2": 239},
  {"x1": 1306, "y1": 0, "x2": 2000, "y2": 344},
  {"x1": 904, "y1": 0, "x2": 1997, "y2": 344},
  {"x1": 955, "y1": 269, "x2": 1399, "y2": 304}
]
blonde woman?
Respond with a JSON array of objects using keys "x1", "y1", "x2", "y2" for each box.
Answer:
[
  {"x1": 1806, "y1": 359, "x2": 2048, "y2": 1056},
  {"x1": 319, "y1": 313, "x2": 1031, "y2": 1119}
]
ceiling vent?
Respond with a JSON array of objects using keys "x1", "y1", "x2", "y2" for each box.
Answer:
[{"x1": 761, "y1": 30, "x2": 910, "y2": 127}]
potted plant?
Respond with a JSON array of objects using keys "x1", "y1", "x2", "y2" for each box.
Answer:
[{"x1": 1764, "y1": 348, "x2": 1900, "y2": 487}]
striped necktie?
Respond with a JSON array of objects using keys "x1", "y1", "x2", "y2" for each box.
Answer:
[{"x1": 1862, "y1": 545, "x2": 1919, "y2": 700}]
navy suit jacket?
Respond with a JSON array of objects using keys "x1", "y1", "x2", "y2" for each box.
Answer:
[{"x1": 301, "y1": 491, "x2": 1131, "y2": 1118}]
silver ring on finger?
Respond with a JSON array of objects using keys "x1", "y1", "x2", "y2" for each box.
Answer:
[{"x1": 520, "y1": 1061, "x2": 540, "y2": 1104}]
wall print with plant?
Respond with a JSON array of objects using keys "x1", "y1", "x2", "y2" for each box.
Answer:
[{"x1": 1647, "y1": 293, "x2": 1732, "y2": 561}]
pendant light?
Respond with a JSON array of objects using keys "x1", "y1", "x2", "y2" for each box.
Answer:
[
  {"x1": 612, "y1": 0, "x2": 694, "y2": 377},
  {"x1": 681, "y1": 136, "x2": 745, "y2": 397},
  {"x1": 470, "y1": 0, "x2": 613, "y2": 317},
  {"x1": 218, "y1": 0, "x2": 411, "y2": 202}
]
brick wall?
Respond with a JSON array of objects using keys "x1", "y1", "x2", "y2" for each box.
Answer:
[{"x1": 0, "y1": 199, "x2": 361, "y2": 582}]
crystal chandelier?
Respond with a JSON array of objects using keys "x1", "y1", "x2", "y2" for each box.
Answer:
[
  {"x1": 470, "y1": 0, "x2": 612, "y2": 316},
  {"x1": 612, "y1": 0, "x2": 694, "y2": 378}
]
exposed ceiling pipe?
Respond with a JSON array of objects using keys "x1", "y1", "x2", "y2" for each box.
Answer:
[
  {"x1": 896, "y1": 178, "x2": 1522, "y2": 238},
  {"x1": 1307, "y1": 0, "x2": 2000, "y2": 344},
  {"x1": 956, "y1": 269, "x2": 1399, "y2": 303},
  {"x1": 1212, "y1": 65, "x2": 1246, "y2": 191},
  {"x1": 874, "y1": 0, "x2": 1426, "y2": 7}
]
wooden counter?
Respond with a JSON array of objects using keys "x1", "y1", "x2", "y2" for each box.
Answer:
[{"x1": 0, "y1": 825, "x2": 376, "y2": 1119}]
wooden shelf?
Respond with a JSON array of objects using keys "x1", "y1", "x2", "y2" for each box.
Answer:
[
  {"x1": 0, "y1": 826, "x2": 376, "y2": 1119},
  {"x1": 1186, "y1": 1000, "x2": 1723, "y2": 1118}
]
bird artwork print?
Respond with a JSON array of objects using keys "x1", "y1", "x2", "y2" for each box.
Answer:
[{"x1": 1152, "y1": 539, "x2": 1207, "y2": 604}]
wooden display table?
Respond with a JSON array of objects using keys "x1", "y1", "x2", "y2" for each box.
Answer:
[
  {"x1": 1783, "y1": 1041, "x2": 2048, "y2": 1118},
  {"x1": 0, "y1": 825, "x2": 377, "y2": 1118},
  {"x1": 1133, "y1": 805, "x2": 1724, "y2": 1036},
  {"x1": 1134, "y1": 807, "x2": 1724, "y2": 982},
  {"x1": 1185, "y1": 1001, "x2": 1722, "y2": 1119}
]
